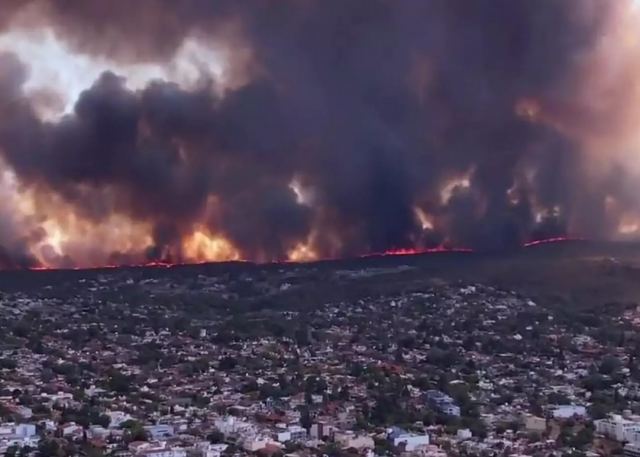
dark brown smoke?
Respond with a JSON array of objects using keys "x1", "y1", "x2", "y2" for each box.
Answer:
[{"x1": 0, "y1": 0, "x2": 638, "y2": 267}]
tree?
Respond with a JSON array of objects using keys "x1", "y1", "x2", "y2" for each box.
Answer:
[
  {"x1": 106, "y1": 370, "x2": 133, "y2": 394},
  {"x1": 547, "y1": 392, "x2": 571, "y2": 405},
  {"x1": 589, "y1": 401, "x2": 611, "y2": 420},
  {"x1": 94, "y1": 414, "x2": 111, "y2": 428},
  {"x1": 338, "y1": 385, "x2": 350, "y2": 401},
  {"x1": 37, "y1": 438, "x2": 62, "y2": 457},
  {"x1": 0, "y1": 359, "x2": 17, "y2": 370},
  {"x1": 570, "y1": 426, "x2": 594, "y2": 450},
  {"x1": 300, "y1": 406, "x2": 312, "y2": 430},
  {"x1": 599, "y1": 356, "x2": 621, "y2": 376},
  {"x1": 219, "y1": 356, "x2": 237, "y2": 371},
  {"x1": 207, "y1": 430, "x2": 225, "y2": 444},
  {"x1": 582, "y1": 373, "x2": 608, "y2": 392},
  {"x1": 121, "y1": 420, "x2": 148, "y2": 442},
  {"x1": 323, "y1": 442, "x2": 343, "y2": 457},
  {"x1": 558, "y1": 425, "x2": 573, "y2": 447},
  {"x1": 284, "y1": 441, "x2": 302, "y2": 453},
  {"x1": 527, "y1": 431, "x2": 541, "y2": 443}
]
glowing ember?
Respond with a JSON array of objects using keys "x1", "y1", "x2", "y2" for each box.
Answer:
[
  {"x1": 522, "y1": 236, "x2": 585, "y2": 247},
  {"x1": 375, "y1": 246, "x2": 474, "y2": 257}
]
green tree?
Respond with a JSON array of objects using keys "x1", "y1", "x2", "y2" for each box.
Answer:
[
  {"x1": 106, "y1": 370, "x2": 133, "y2": 394},
  {"x1": 300, "y1": 406, "x2": 312, "y2": 430},
  {"x1": 571, "y1": 426, "x2": 594, "y2": 450},
  {"x1": 37, "y1": 438, "x2": 63, "y2": 457},
  {"x1": 599, "y1": 356, "x2": 621, "y2": 376},
  {"x1": 219, "y1": 356, "x2": 237, "y2": 371},
  {"x1": 207, "y1": 430, "x2": 225, "y2": 444},
  {"x1": 121, "y1": 420, "x2": 148, "y2": 442}
]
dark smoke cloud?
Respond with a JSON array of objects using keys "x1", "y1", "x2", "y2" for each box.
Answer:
[{"x1": 0, "y1": 0, "x2": 635, "y2": 266}]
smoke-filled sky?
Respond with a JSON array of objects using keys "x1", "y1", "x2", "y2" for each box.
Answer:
[{"x1": 1, "y1": 0, "x2": 640, "y2": 268}]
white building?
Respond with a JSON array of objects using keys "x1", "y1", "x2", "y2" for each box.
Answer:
[
  {"x1": 393, "y1": 433, "x2": 430, "y2": 451},
  {"x1": 276, "y1": 425, "x2": 307, "y2": 443},
  {"x1": 628, "y1": 429, "x2": 640, "y2": 445},
  {"x1": 194, "y1": 442, "x2": 228, "y2": 457},
  {"x1": 144, "y1": 424, "x2": 175, "y2": 440},
  {"x1": 214, "y1": 416, "x2": 254, "y2": 438},
  {"x1": 625, "y1": 442, "x2": 640, "y2": 457},
  {"x1": 214, "y1": 417, "x2": 279, "y2": 452},
  {"x1": 61, "y1": 422, "x2": 83, "y2": 438},
  {"x1": 45, "y1": 392, "x2": 73, "y2": 407},
  {"x1": 0, "y1": 423, "x2": 38, "y2": 452},
  {"x1": 107, "y1": 410, "x2": 133, "y2": 428},
  {"x1": 551, "y1": 405, "x2": 587, "y2": 419},
  {"x1": 595, "y1": 415, "x2": 640, "y2": 442},
  {"x1": 242, "y1": 435, "x2": 280, "y2": 452},
  {"x1": 130, "y1": 441, "x2": 187, "y2": 457},
  {"x1": 87, "y1": 425, "x2": 110, "y2": 440},
  {"x1": 0, "y1": 424, "x2": 36, "y2": 438}
]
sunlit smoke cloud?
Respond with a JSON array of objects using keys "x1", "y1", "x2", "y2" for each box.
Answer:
[{"x1": 0, "y1": 27, "x2": 226, "y2": 119}]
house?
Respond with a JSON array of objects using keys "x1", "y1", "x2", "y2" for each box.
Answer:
[{"x1": 387, "y1": 427, "x2": 429, "y2": 451}]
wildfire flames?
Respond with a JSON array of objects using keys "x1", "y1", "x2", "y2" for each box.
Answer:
[{"x1": 1, "y1": 0, "x2": 640, "y2": 270}]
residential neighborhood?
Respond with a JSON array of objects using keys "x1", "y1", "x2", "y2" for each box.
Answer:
[{"x1": 0, "y1": 259, "x2": 638, "y2": 457}]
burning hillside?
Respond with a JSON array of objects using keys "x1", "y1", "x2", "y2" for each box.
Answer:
[{"x1": 1, "y1": 0, "x2": 640, "y2": 269}]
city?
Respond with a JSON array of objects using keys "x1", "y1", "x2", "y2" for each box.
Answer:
[{"x1": 0, "y1": 250, "x2": 639, "y2": 457}]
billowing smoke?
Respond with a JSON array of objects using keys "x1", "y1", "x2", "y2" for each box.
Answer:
[{"x1": 0, "y1": 0, "x2": 639, "y2": 267}]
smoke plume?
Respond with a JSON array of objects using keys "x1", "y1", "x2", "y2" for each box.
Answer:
[{"x1": 0, "y1": 0, "x2": 640, "y2": 267}]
